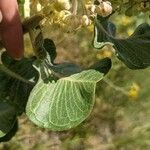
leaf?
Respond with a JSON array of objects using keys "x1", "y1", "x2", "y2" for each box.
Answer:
[
  {"x1": 0, "y1": 52, "x2": 38, "y2": 115},
  {"x1": 26, "y1": 66, "x2": 104, "y2": 131},
  {"x1": 112, "y1": 23, "x2": 150, "y2": 69},
  {"x1": 43, "y1": 39, "x2": 57, "y2": 63},
  {"x1": 94, "y1": 15, "x2": 150, "y2": 69},
  {"x1": 50, "y1": 62, "x2": 82, "y2": 76},
  {"x1": 32, "y1": 27, "x2": 57, "y2": 63},
  {"x1": 89, "y1": 57, "x2": 112, "y2": 74},
  {"x1": 0, "y1": 120, "x2": 18, "y2": 142},
  {"x1": 49, "y1": 55, "x2": 111, "y2": 77},
  {"x1": 93, "y1": 15, "x2": 116, "y2": 49},
  {"x1": 0, "y1": 101, "x2": 17, "y2": 138}
]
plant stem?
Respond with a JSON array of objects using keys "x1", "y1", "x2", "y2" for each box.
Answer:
[
  {"x1": 103, "y1": 77, "x2": 128, "y2": 95},
  {"x1": 72, "y1": 0, "x2": 78, "y2": 15},
  {"x1": 94, "y1": 17, "x2": 112, "y2": 38},
  {"x1": 28, "y1": 28, "x2": 36, "y2": 51},
  {"x1": 80, "y1": 0, "x2": 88, "y2": 15}
]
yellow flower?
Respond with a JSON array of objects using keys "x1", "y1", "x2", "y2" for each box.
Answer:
[
  {"x1": 128, "y1": 83, "x2": 140, "y2": 100},
  {"x1": 127, "y1": 28, "x2": 134, "y2": 36},
  {"x1": 96, "y1": 45, "x2": 113, "y2": 59},
  {"x1": 121, "y1": 16, "x2": 132, "y2": 26},
  {"x1": 87, "y1": 24, "x2": 94, "y2": 32}
]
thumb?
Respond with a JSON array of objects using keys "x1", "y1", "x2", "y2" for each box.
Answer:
[{"x1": 0, "y1": 0, "x2": 24, "y2": 60}]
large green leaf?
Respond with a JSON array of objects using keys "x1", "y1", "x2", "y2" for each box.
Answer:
[
  {"x1": 0, "y1": 101, "x2": 16, "y2": 138},
  {"x1": 94, "y1": 15, "x2": 150, "y2": 69},
  {"x1": 26, "y1": 66, "x2": 104, "y2": 131}
]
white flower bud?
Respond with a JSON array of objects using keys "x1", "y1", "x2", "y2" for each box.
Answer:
[
  {"x1": 85, "y1": 4, "x2": 96, "y2": 14},
  {"x1": 81, "y1": 15, "x2": 91, "y2": 26},
  {"x1": 91, "y1": 5, "x2": 96, "y2": 13},
  {"x1": 95, "y1": 1, "x2": 113, "y2": 17}
]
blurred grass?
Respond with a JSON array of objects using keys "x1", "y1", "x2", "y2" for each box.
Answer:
[{"x1": 0, "y1": 11, "x2": 150, "y2": 150}]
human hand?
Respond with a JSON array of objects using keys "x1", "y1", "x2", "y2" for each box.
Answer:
[{"x1": 0, "y1": 0, "x2": 23, "y2": 60}]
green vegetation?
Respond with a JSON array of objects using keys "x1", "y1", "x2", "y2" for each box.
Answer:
[{"x1": 0, "y1": 0, "x2": 150, "y2": 149}]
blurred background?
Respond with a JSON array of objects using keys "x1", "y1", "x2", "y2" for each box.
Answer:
[{"x1": 0, "y1": 1, "x2": 150, "y2": 150}]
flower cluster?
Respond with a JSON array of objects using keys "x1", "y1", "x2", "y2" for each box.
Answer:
[{"x1": 38, "y1": 0, "x2": 113, "y2": 32}]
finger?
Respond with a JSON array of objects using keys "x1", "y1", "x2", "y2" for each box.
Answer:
[
  {"x1": 0, "y1": 0, "x2": 24, "y2": 60},
  {"x1": 0, "y1": 10, "x2": 2, "y2": 23}
]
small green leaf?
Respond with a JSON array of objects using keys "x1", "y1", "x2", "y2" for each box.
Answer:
[
  {"x1": 50, "y1": 62, "x2": 82, "y2": 76},
  {"x1": 0, "y1": 101, "x2": 16, "y2": 138},
  {"x1": 89, "y1": 57, "x2": 112, "y2": 74},
  {"x1": 26, "y1": 68, "x2": 104, "y2": 131},
  {"x1": 43, "y1": 39, "x2": 57, "y2": 63},
  {"x1": 0, "y1": 131, "x2": 5, "y2": 138}
]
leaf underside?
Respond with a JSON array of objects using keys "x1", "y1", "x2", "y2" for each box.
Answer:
[
  {"x1": 94, "y1": 15, "x2": 150, "y2": 69},
  {"x1": 26, "y1": 69, "x2": 103, "y2": 131}
]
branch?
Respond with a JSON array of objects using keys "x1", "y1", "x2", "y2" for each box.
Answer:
[
  {"x1": 103, "y1": 77, "x2": 128, "y2": 95},
  {"x1": 72, "y1": 0, "x2": 78, "y2": 15}
]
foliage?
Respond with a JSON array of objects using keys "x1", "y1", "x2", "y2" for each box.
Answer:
[
  {"x1": 93, "y1": 15, "x2": 150, "y2": 69},
  {"x1": 0, "y1": 0, "x2": 150, "y2": 144},
  {"x1": 0, "y1": 27, "x2": 111, "y2": 140},
  {"x1": 110, "y1": 0, "x2": 150, "y2": 16},
  {"x1": 26, "y1": 69, "x2": 103, "y2": 131}
]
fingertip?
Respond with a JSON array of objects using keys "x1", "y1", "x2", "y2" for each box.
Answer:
[
  {"x1": 5, "y1": 47, "x2": 24, "y2": 60},
  {"x1": 0, "y1": 11, "x2": 2, "y2": 23}
]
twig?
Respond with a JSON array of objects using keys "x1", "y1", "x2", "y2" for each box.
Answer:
[
  {"x1": 80, "y1": 0, "x2": 88, "y2": 15},
  {"x1": 72, "y1": 0, "x2": 78, "y2": 15},
  {"x1": 103, "y1": 77, "x2": 128, "y2": 95}
]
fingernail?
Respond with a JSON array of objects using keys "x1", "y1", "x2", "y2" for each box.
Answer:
[
  {"x1": 0, "y1": 10, "x2": 3, "y2": 23},
  {"x1": 12, "y1": 51, "x2": 24, "y2": 60}
]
